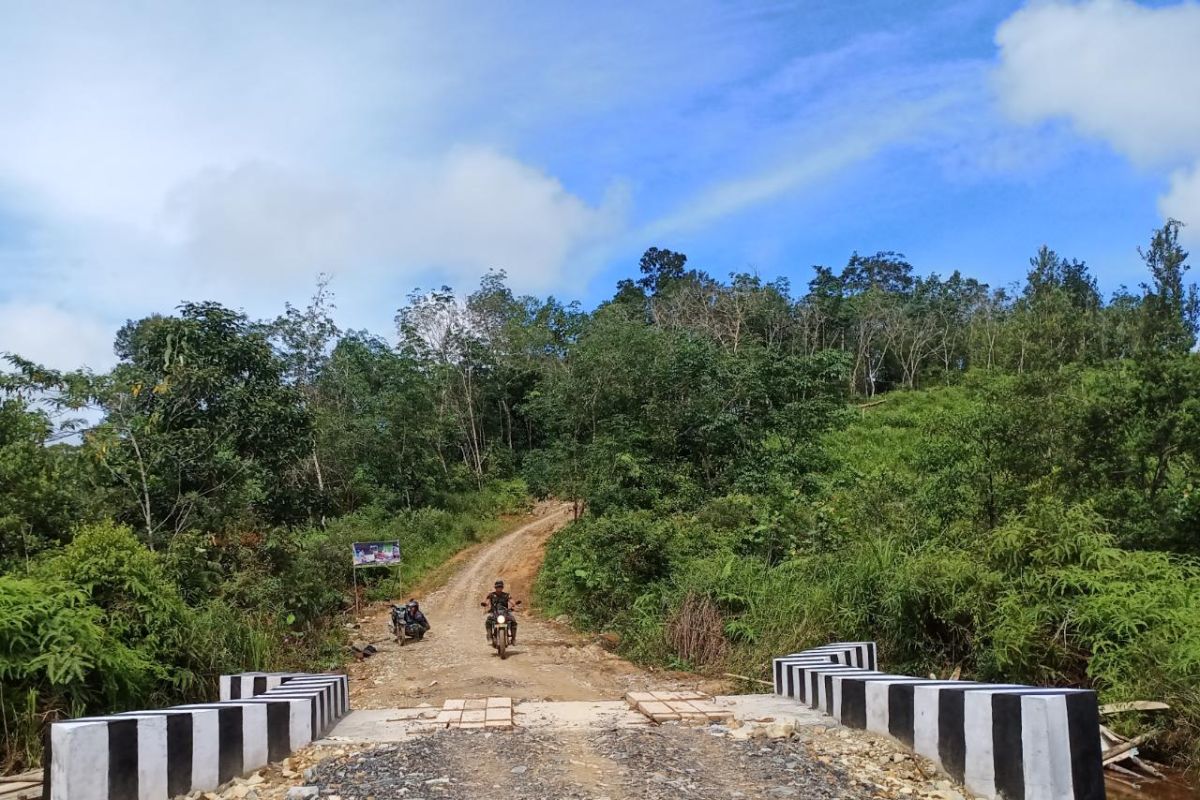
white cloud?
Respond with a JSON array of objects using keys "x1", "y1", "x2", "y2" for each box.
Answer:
[
  {"x1": 642, "y1": 46, "x2": 974, "y2": 238},
  {"x1": 0, "y1": 0, "x2": 1019, "y2": 360},
  {"x1": 163, "y1": 150, "x2": 626, "y2": 294},
  {"x1": 0, "y1": 1, "x2": 635, "y2": 314},
  {"x1": 644, "y1": 121, "x2": 910, "y2": 238},
  {"x1": 1161, "y1": 164, "x2": 1200, "y2": 228},
  {"x1": 995, "y1": 0, "x2": 1200, "y2": 236},
  {"x1": 0, "y1": 303, "x2": 116, "y2": 371}
]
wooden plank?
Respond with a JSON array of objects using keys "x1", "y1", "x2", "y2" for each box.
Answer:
[
  {"x1": 0, "y1": 784, "x2": 41, "y2": 800},
  {"x1": 1130, "y1": 756, "x2": 1166, "y2": 779},
  {"x1": 1102, "y1": 733, "x2": 1154, "y2": 765},
  {"x1": 1099, "y1": 701, "x2": 1169, "y2": 715},
  {"x1": 1106, "y1": 763, "x2": 1142, "y2": 779},
  {"x1": 0, "y1": 783, "x2": 40, "y2": 794},
  {"x1": 1099, "y1": 723, "x2": 1127, "y2": 748}
]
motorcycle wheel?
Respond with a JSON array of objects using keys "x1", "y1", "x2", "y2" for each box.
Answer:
[
  {"x1": 399, "y1": 632, "x2": 406, "y2": 646},
  {"x1": 496, "y1": 628, "x2": 507, "y2": 659}
]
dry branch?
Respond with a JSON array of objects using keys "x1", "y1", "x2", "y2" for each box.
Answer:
[{"x1": 722, "y1": 672, "x2": 773, "y2": 687}]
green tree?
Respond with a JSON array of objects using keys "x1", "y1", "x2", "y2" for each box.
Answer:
[
  {"x1": 87, "y1": 302, "x2": 313, "y2": 545},
  {"x1": 0, "y1": 398, "x2": 87, "y2": 564},
  {"x1": 1138, "y1": 219, "x2": 1198, "y2": 353}
]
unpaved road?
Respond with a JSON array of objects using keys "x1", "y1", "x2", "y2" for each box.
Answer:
[
  {"x1": 348, "y1": 502, "x2": 723, "y2": 709},
  {"x1": 230, "y1": 503, "x2": 988, "y2": 800}
]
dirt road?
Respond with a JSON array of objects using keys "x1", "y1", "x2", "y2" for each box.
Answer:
[
  {"x1": 348, "y1": 502, "x2": 720, "y2": 709},
  {"x1": 231, "y1": 503, "x2": 988, "y2": 800}
]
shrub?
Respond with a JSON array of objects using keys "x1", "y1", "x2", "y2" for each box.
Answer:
[{"x1": 0, "y1": 575, "x2": 153, "y2": 771}]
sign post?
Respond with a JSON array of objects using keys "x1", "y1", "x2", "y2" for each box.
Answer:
[{"x1": 350, "y1": 541, "x2": 402, "y2": 616}]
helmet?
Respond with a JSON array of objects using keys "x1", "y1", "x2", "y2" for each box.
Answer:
[
  {"x1": 494, "y1": 580, "x2": 504, "y2": 589},
  {"x1": 407, "y1": 599, "x2": 418, "y2": 610}
]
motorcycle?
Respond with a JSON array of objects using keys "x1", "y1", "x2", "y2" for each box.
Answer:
[
  {"x1": 391, "y1": 605, "x2": 426, "y2": 646},
  {"x1": 486, "y1": 599, "x2": 521, "y2": 659}
]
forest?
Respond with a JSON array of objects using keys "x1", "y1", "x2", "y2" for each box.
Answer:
[{"x1": 2, "y1": 220, "x2": 1198, "y2": 770}]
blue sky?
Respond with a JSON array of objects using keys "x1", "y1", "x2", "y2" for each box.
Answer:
[{"x1": 1, "y1": 0, "x2": 1199, "y2": 370}]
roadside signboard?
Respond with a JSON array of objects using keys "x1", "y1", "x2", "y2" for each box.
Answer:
[{"x1": 351, "y1": 541, "x2": 401, "y2": 568}]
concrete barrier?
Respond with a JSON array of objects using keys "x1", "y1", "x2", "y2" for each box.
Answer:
[
  {"x1": 45, "y1": 673, "x2": 348, "y2": 800},
  {"x1": 771, "y1": 641, "x2": 877, "y2": 697},
  {"x1": 773, "y1": 643, "x2": 1104, "y2": 800},
  {"x1": 219, "y1": 672, "x2": 294, "y2": 701}
]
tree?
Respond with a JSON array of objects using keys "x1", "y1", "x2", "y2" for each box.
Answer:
[
  {"x1": 636, "y1": 247, "x2": 688, "y2": 295},
  {"x1": 0, "y1": 399, "x2": 85, "y2": 563},
  {"x1": 1139, "y1": 219, "x2": 1198, "y2": 354},
  {"x1": 269, "y1": 276, "x2": 341, "y2": 499},
  {"x1": 87, "y1": 302, "x2": 313, "y2": 545},
  {"x1": 1008, "y1": 246, "x2": 1101, "y2": 370}
]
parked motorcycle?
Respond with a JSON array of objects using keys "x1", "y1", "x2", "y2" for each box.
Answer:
[
  {"x1": 486, "y1": 599, "x2": 521, "y2": 659},
  {"x1": 391, "y1": 604, "x2": 426, "y2": 646}
]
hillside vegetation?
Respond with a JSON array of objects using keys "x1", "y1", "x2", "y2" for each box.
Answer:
[{"x1": 3, "y1": 221, "x2": 1199, "y2": 769}]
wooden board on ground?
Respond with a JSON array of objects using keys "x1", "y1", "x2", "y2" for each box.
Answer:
[
  {"x1": 435, "y1": 697, "x2": 514, "y2": 730},
  {"x1": 624, "y1": 690, "x2": 734, "y2": 725},
  {"x1": 0, "y1": 774, "x2": 42, "y2": 800}
]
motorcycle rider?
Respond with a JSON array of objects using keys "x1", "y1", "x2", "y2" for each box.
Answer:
[{"x1": 482, "y1": 580, "x2": 517, "y2": 645}]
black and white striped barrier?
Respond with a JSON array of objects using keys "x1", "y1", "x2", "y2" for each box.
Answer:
[
  {"x1": 772, "y1": 641, "x2": 878, "y2": 698},
  {"x1": 219, "y1": 672, "x2": 294, "y2": 701},
  {"x1": 773, "y1": 643, "x2": 1104, "y2": 800},
  {"x1": 45, "y1": 673, "x2": 349, "y2": 800}
]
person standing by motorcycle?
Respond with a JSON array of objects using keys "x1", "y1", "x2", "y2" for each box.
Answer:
[{"x1": 482, "y1": 580, "x2": 517, "y2": 645}]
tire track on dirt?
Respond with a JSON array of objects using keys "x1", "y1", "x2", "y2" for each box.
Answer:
[{"x1": 348, "y1": 502, "x2": 717, "y2": 709}]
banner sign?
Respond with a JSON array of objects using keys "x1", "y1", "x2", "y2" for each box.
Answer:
[{"x1": 351, "y1": 541, "x2": 401, "y2": 568}]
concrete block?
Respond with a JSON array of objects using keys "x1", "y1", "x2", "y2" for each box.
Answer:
[
  {"x1": 771, "y1": 642, "x2": 1102, "y2": 800},
  {"x1": 47, "y1": 672, "x2": 349, "y2": 800}
]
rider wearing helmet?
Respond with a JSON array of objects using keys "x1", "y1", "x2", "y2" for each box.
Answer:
[
  {"x1": 403, "y1": 598, "x2": 430, "y2": 632},
  {"x1": 482, "y1": 580, "x2": 517, "y2": 645}
]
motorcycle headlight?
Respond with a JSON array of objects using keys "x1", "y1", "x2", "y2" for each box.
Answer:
[{"x1": 496, "y1": 615, "x2": 506, "y2": 624}]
